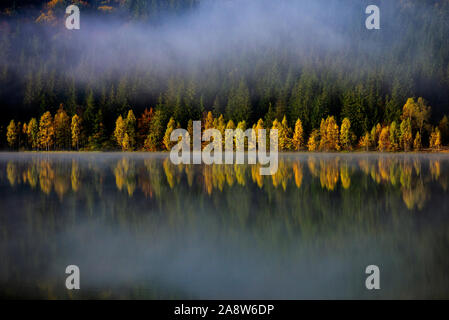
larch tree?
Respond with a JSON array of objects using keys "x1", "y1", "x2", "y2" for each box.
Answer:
[
  {"x1": 122, "y1": 133, "x2": 131, "y2": 151},
  {"x1": 307, "y1": 129, "x2": 320, "y2": 151},
  {"x1": 71, "y1": 114, "x2": 82, "y2": 150},
  {"x1": 114, "y1": 115, "x2": 126, "y2": 150},
  {"x1": 280, "y1": 115, "x2": 292, "y2": 151},
  {"x1": 38, "y1": 111, "x2": 54, "y2": 151},
  {"x1": 235, "y1": 120, "x2": 247, "y2": 150},
  {"x1": 6, "y1": 120, "x2": 17, "y2": 149},
  {"x1": 429, "y1": 127, "x2": 442, "y2": 150},
  {"x1": 225, "y1": 119, "x2": 236, "y2": 150},
  {"x1": 340, "y1": 118, "x2": 352, "y2": 151},
  {"x1": 359, "y1": 132, "x2": 370, "y2": 151},
  {"x1": 400, "y1": 118, "x2": 413, "y2": 151},
  {"x1": 163, "y1": 117, "x2": 176, "y2": 151},
  {"x1": 54, "y1": 105, "x2": 71, "y2": 150},
  {"x1": 413, "y1": 131, "x2": 422, "y2": 151},
  {"x1": 378, "y1": 126, "x2": 390, "y2": 151}
]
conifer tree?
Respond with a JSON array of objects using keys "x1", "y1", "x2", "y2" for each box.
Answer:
[
  {"x1": 54, "y1": 105, "x2": 71, "y2": 150},
  {"x1": 307, "y1": 129, "x2": 320, "y2": 151},
  {"x1": 125, "y1": 110, "x2": 137, "y2": 150},
  {"x1": 413, "y1": 131, "x2": 422, "y2": 151},
  {"x1": 429, "y1": 127, "x2": 442, "y2": 150},
  {"x1": 400, "y1": 118, "x2": 412, "y2": 151},
  {"x1": 280, "y1": 115, "x2": 292, "y2": 151},
  {"x1": 163, "y1": 117, "x2": 176, "y2": 151},
  {"x1": 359, "y1": 133, "x2": 370, "y2": 151},
  {"x1": 389, "y1": 121, "x2": 400, "y2": 151},
  {"x1": 378, "y1": 127, "x2": 390, "y2": 151},
  {"x1": 137, "y1": 108, "x2": 153, "y2": 147},
  {"x1": 114, "y1": 115, "x2": 126, "y2": 150}
]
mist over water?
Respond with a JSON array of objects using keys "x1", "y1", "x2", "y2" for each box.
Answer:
[{"x1": 1, "y1": 153, "x2": 449, "y2": 299}]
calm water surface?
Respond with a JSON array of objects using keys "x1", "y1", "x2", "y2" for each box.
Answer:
[{"x1": 1, "y1": 152, "x2": 449, "y2": 299}]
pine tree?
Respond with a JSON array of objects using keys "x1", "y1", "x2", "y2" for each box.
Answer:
[
  {"x1": 389, "y1": 121, "x2": 400, "y2": 151},
  {"x1": 438, "y1": 115, "x2": 449, "y2": 145},
  {"x1": 39, "y1": 111, "x2": 54, "y2": 151},
  {"x1": 144, "y1": 110, "x2": 165, "y2": 151}
]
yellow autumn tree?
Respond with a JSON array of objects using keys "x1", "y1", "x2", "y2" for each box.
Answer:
[
  {"x1": 319, "y1": 116, "x2": 339, "y2": 151},
  {"x1": 235, "y1": 120, "x2": 247, "y2": 151},
  {"x1": 27, "y1": 118, "x2": 39, "y2": 150},
  {"x1": 225, "y1": 119, "x2": 236, "y2": 150},
  {"x1": 307, "y1": 129, "x2": 320, "y2": 151},
  {"x1": 38, "y1": 111, "x2": 54, "y2": 151},
  {"x1": 359, "y1": 132, "x2": 370, "y2": 151},
  {"x1": 280, "y1": 116, "x2": 292, "y2": 151},
  {"x1": 71, "y1": 114, "x2": 81, "y2": 150},
  {"x1": 429, "y1": 127, "x2": 442, "y2": 150},
  {"x1": 378, "y1": 126, "x2": 390, "y2": 151},
  {"x1": 413, "y1": 131, "x2": 422, "y2": 151},
  {"x1": 114, "y1": 115, "x2": 126, "y2": 150},
  {"x1": 400, "y1": 118, "x2": 413, "y2": 151},
  {"x1": 292, "y1": 118, "x2": 304, "y2": 151},
  {"x1": 54, "y1": 105, "x2": 71, "y2": 150},
  {"x1": 163, "y1": 117, "x2": 176, "y2": 151},
  {"x1": 6, "y1": 120, "x2": 17, "y2": 149}
]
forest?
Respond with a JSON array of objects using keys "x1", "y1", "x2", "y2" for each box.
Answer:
[{"x1": 1, "y1": 0, "x2": 449, "y2": 151}]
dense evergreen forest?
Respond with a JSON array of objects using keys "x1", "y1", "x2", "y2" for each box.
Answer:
[{"x1": 1, "y1": 0, "x2": 449, "y2": 151}]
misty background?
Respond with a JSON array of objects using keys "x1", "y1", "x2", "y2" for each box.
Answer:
[{"x1": 0, "y1": 0, "x2": 448, "y2": 145}]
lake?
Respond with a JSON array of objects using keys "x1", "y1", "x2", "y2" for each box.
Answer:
[{"x1": 0, "y1": 152, "x2": 448, "y2": 299}]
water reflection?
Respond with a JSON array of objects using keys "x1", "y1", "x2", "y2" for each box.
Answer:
[
  {"x1": 3, "y1": 154, "x2": 448, "y2": 211},
  {"x1": 1, "y1": 153, "x2": 449, "y2": 299}
]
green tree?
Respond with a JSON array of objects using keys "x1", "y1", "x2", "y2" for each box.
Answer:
[
  {"x1": 125, "y1": 109, "x2": 137, "y2": 150},
  {"x1": 340, "y1": 118, "x2": 352, "y2": 151}
]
